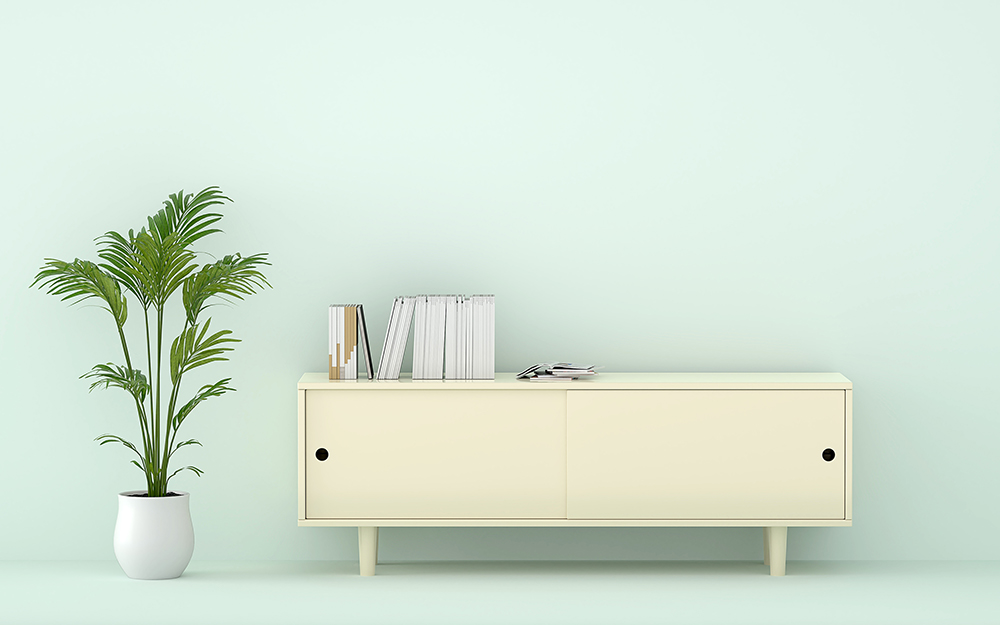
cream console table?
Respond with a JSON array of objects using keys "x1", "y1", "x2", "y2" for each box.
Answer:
[{"x1": 297, "y1": 372, "x2": 852, "y2": 576}]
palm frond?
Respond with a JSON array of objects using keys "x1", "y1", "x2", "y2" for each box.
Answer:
[
  {"x1": 169, "y1": 319, "x2": 239, "y2": 385},
  {"x1": 31, "y1": 258, "x2": 127, "y2": 327},
  {"x1": 95, "y1": 434, "x2": 144, "y2": 462},
  {"x1": 131, "y1": 228, "x2": 198, "y2": 309},
  {"x1": 166, "y1": 465, "x2": 204, "y2": 482},
  {"x1": 82, "y1": 363, "x2": 150, "y2": 404},
  {"x1": 166, "y1": 438, "x2": 203, "y2": 464},
  {"x1": 96, "y1": 229, "x2": 152, "y2": 310},
  {"x1": 99, "y1": 187, "x2": 227, "y2": 311},
  {"x1": 182, "y1": 253, "x2": 271, "y2": 325},
  {"x1": 150, "y1": 187, "x2": 229, "y2": 249},
  {"x1": 172, "y1": 379, "x2": 233, "y2": 428}
]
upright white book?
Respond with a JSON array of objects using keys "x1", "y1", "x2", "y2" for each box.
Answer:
[
  {"x1": 444, "y1": 296, "x2": 459, "y2": 379},
  {"x1": 376, "y1": 298, "x2": 402, "y2": 380},
  {"x1": 378, "y1": 296, "x2": 416, "y2": 380},
  {"x1": 463, "y1": 296, "x2": 474, "y2": 379},
  {"x1": 471, "y1": 297, "x2": 481, "y2": 379},
  {"x1": 393, "y1": 297, "x2": 416, "y2": 379},
  {"x1": 412, "y1": 296, "x2": 429, "y2": 380},
  {"x1": 425, "y1": 295, "x2": 448, "y2": 380},
  {"x1": 486, "y1": 295, "x2": 495, "y2": 379}
]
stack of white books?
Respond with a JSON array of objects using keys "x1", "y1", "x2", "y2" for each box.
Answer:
[{"x1": 378, "y1": 294, "x2": 494, "y2": 380}]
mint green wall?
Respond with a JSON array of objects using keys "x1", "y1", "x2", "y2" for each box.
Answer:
[{"x1": 1, "y1": 1, "x2": 997, "y2": 561}]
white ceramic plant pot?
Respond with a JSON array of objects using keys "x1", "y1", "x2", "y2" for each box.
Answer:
[{"x1": 114, "y1": 490, "x2": 194, "y2": 580}]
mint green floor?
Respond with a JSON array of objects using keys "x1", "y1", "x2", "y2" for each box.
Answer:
[{"x1": 2, "y1": 560, "x2": 997, "y2": 624}]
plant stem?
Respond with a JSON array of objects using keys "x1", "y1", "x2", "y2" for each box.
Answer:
[
  {"x1": 115, "y1": 321, "x2": 154, "y2": 493},
  {"x1": 144, "y1": 306, "x2": 154, "y2": 467},
  {"x1": 154, "y1": 306, "x2": 164, "y2": 496},
  {"x1": 162, "y1": 318, "x2": 194, "y2": 492}
]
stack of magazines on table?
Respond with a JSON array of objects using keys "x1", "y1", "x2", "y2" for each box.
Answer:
[{"x1": 516, "y1": 363, "x2": 599, "y2": 381}]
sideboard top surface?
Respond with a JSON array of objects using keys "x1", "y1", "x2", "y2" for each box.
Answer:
[{"x1": 298, "y1": 372, "x2": 852, "y2": 390}]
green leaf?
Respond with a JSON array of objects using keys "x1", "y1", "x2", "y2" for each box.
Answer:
[
  {"x1": 32, "y1": 258, "x2": 128, "y2": 327},
  {"x1": 166, "y1": 438, "x2": 204, "y2": 464},
  {"x1": 95, "y1": 434, "x2": 144, "y2": 463},
  {"x1": 82, "y1": 364, "x2": 150, "y2": 404},
  {"x1": 166, "y1": 465, "x2": 204, "y2": 482},
  {"x1": 169, "y1": 319, "x2": 239, "y2": 385},
  {"x1": 131, "y1": 227, "x2": 197, "y2": 309},
  {"x1": 96, "y1": 229, "x2": 152, "y2": 310},
  {"x1": 151, "y1": 187, "x2": 229, "y2": 249},
  {"x1": 182, "y1": 252, "x2": 271, "y2": 326},
  {"x1": 135, "y1": 186, "x2": 236, "y2": 310},
  {"x1": 172, "y1": 379, "x2": 233, "y2": 428}
]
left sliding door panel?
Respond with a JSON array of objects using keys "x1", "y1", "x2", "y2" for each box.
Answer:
[{"x1": 305, "y1": 390, "x2": 566, "y2": 519}]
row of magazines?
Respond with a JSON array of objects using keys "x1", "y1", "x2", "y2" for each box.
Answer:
[{"x1": 516, "y1": 363, "x2": 599, "y2": 381}]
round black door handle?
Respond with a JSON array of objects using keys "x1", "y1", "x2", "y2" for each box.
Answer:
[
  {"x1": 822, "y1": 448, "x2": 836, "y2": 462},
  {"x1": 316, "y1": 448, "x2": 329, "y2": 461}
]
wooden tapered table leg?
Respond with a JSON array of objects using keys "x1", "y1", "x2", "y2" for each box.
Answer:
[
  {"x1": 765, "y1": 526, "x2": 787, "y2": 576},
  {"x1": 358, "y1": 526, "x2": 378, "y2": 576},
  {"x1": 763, "y1": 527, "x2": 770, "y2": 566}
]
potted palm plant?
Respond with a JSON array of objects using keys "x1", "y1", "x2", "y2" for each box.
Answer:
[{"x1": 32, "y1": 187, "x2": 270, "y2": 579}]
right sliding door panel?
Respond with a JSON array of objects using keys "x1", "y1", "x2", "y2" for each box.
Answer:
[{"x1": 567, "y1": 390, "x2": 845, "y2": 520}]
